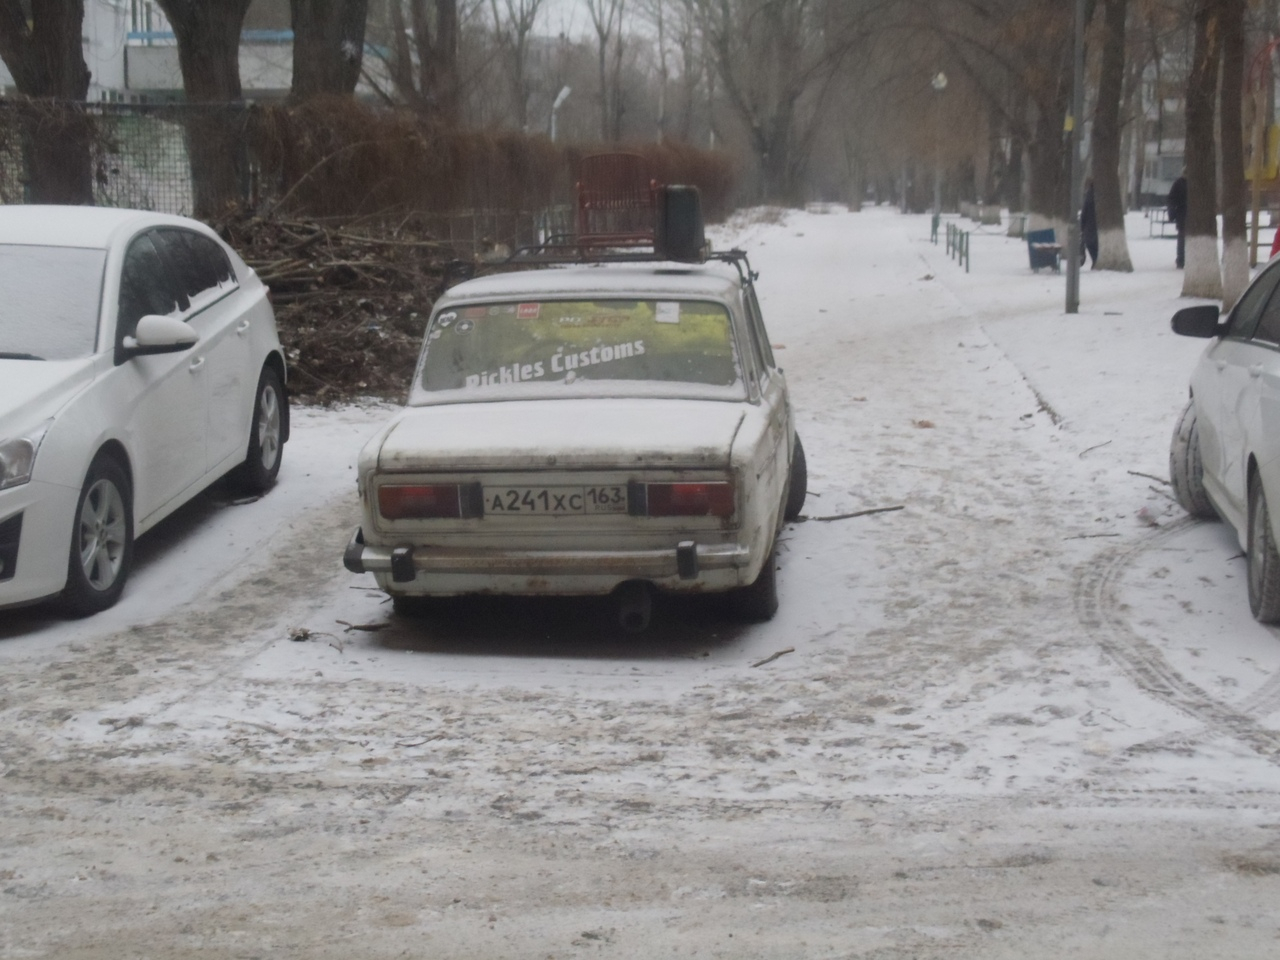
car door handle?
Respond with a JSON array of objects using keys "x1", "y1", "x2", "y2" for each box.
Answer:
[
  {"x1": 1250, "y1": 364, "x2": 1264, "y2": 378},
  {"x1": 236, "y1": 319, "x2": 251, "y2": 336},
  {"x1": 188, "y1": 356, "x2": 206, "y2": 372}
]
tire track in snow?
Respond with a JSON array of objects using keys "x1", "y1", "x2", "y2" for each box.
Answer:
[{"x1": 1075, "y1": 516, "x2": 1280, "y2": 762}]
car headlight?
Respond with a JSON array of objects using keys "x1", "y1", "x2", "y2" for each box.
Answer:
[{"x1": 0, "y1": 420, "x2": 53, "y2": 490}]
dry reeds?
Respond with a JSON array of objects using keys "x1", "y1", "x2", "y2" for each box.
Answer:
[{"x1": 248, "y1": 97, "x2": 735, "y2": 223}]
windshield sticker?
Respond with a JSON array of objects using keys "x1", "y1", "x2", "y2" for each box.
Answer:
[
  {"x1": 464, "y1": 340, "x2": 646, "y2": 387},
  {"x1": 420, "y1": 298, "x2": 739, "y2": 392}
]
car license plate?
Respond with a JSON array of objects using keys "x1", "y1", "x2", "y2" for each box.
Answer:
[{"x1": 483, "y1": 485, "x2": 627, "y2": 516}]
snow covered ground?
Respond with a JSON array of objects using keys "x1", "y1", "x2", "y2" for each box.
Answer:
[{"x1": 2, "y1": 207, "x2": 1279, "y2": 958}]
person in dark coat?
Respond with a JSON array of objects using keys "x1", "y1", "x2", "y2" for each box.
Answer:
[
  {"x1": 1080, "y1": 179, "x2": 1099, "y2": 268},
  {"x1": 1167, "y1": 173, "x2": 1188, "y2": 269}
]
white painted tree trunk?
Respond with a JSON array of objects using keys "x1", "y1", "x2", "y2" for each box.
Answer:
[
  {"x1": 1221, "y1": 235, "x2": 1249, "y2": 309},
  {"x1": 1182, "y1": 236, "x2": 1224, "y2": 299},
  {"x1": 1095, "y1": 227, "x2": 1133, "y2": 271},
  {"x1": 1027, "y1": 212, "x2": 1054, "y2": 233}
]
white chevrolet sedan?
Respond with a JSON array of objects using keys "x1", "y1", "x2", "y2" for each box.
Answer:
[
  {"x1": 1170, "y1": 265, "x2": 1280, "y2": 622},
  {"x1": 344, "y1": 255, "x2": 805, "y2": 628},
  {"x1": 0, "y1": 206, "x2": 288, "y2": 616}
]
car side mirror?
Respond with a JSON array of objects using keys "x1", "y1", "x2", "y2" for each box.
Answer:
[
  {"x1": 1171, "y1": 304, "x2": 1223, "y2": 338},
  {"x1": 123, "y1": 315, "x2": 198, "y2": 357}
]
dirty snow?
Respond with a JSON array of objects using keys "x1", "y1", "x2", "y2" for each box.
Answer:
[{"x1": 2, "y1": 207, "x2": 1279, "y2": 959}]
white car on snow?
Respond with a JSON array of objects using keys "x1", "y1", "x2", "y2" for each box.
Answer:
[
  {"x1": 0, "y1": 206, "x2": 288, "y2": 616},
  {"x1": 343, "y1": 253, "x2": 806, "y2": 629},
  {"x1": 1170, "y1": 269, "x2": 1280, "y2": 622}
]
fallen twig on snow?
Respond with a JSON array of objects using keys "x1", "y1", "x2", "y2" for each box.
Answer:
[
  {"x1": 337, "y1": 619, "x2": 389, "y2": 633},
  {"x1": 1063, "y1": 533, "x2": 1121, "y2": 540},
  {"x1": 751, "y1": 647, "x2": 795, "y2": 668},
  {"x1": 801, "y1": 505, "x2": 904, "y2": 523},
  {"x1": 1079, "y1": 440, "x2": 1112, "y2": 458},
  {"x1": 1129, "y1": 470, "x2": 1169, "y2": 485}
]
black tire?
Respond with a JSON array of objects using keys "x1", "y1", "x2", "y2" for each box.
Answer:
[
  {"x1": 1169, "y1": 399, "x2": 1216, "y2": 519},
  {"x1": 731, "y1": 546, "x2": 779, "y2": 622},
  {"x1": 1247, "y1": 475, "x2": 1280, "y2": 624},
  {"x1": 784, "y1": 433, "x2": 807, "y2": 522},
  {"x1": 62, "y1": 455, "x2": 133, "y2": 617},
  {"x1": 230, "y1": 365, "x2": 285, "y2": 494}
]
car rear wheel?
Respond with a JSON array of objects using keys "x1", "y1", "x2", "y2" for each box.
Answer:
[
  {"x1": 1247, "y1": 475, "x2": 1280, "y2": 624},
  {"x1": 62, "y1": 455, "x2": 133, "y2": 617},
  {"x1": 731, "y1": 545, "x2": 779, "y2": 622},
  {"x1": 230, "y1": 365, "x2": 285, "y2": 494},
  {"x1": 1169, "y1": 399, "x2": 1216, "y2": 519},
  {"x1": 784, "y1": 433, "x2": 807, "y2": 522}
]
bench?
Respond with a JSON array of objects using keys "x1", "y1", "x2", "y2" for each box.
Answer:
[
  {"x1": 1148, "y1": 207, "x2": 1177, "y2": 238},
  {"x1": 1026, "y1": 227, "x2": 1062, "y2": 272}
]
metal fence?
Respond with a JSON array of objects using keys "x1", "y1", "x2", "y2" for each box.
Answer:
[
  {"x1": 0, "y1": 100, "x2": 564, "y2": 255},
  {"x1": 0, "y1": 100, "x2": 200, "y2": 214}
]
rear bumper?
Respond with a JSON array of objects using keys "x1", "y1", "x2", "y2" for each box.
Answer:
[{"x1": 343, "y1": 526, "x2": 752, "y2": 595}]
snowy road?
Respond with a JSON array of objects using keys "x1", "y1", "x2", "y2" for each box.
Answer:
[{"x1": 2, "y1": 208, "x2": 1279, "y2": 959}]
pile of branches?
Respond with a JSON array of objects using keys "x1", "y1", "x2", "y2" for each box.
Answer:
[{"x1": 218, "y1": 214, "x2": 454, "y2": 403}]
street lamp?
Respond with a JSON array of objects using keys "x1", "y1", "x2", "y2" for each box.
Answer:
[
  {"x1": 550, "y1": 86, "x2": 571, "y2": 143},
  {"x1": 1065, "y1": 0, "x2": 1085, "y2": 314},
  {"x1": 932, "y1": 71, "x2": 948, "y2": 217}
]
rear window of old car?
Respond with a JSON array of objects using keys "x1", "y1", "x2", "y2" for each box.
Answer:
[{"x1": 416, "y1": 299, "x2": 742, "y2": 396}]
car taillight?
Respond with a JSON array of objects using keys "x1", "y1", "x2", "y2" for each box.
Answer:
[
  {"x1": 379, "y1": 484, "x2": 462, "y2": 519},
  {"x1": 645, "y1": 482, "x2": 735, "y2": 518}
]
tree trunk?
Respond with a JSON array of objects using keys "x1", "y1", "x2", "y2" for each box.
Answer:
[
  {"x1": 1026, "y1": 115, "x2": 1068, "y2": 236},
  {"x1": 1218, "y1": 0, "x2": 1247, "y2": 307},
  {"x1": 289, "y1": 0, "x2": 369, "y2": 99},
  {"x1": 1092, "y1": 0, "x2": 1133, "y2": 270},
  {"x1": 1182, "y1": 0, "x2": 1223, "y2": 298},
  {"x1": 0, "y1": 0, "x2": 93, "y2": 204},
  {"x1": 156, "y1": 0, "x2": 254, "y2": 220},
  {"x1": 434, "y1": 0, "x2": 460, "y2": 126}
]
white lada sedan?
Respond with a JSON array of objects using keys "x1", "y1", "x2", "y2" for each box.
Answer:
[
  {"x1": 343, "y1": 254, "x2": 805, "y2": 628},
  {"x1": 0, "y1": 206, "x2": 288, "y2": 616}
]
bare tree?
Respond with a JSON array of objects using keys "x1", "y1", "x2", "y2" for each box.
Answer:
[
  {"x1": 917, "y1": 0, "x2": 1090, "y2": 234},
  {"x1": 673, "y1": 0, "x2": 704, "y2": 141},
  {"x1": 694, "y1": 0, "x2": 881, "y2": 204},
  {"x1": 1091, "y1": 0, "x2": 1134, "y2": 270},
  {"x1": 489, "y1": 0, "x2": 545, "y2": 131},
  {"x1": 155, "y1": 0, "x2": 255, "y2": 219},
  {"x1": 1182, "y1": 0, "x2": 1223, "y2": 298},
  {"x1": 586, "y1": 0, "x2": 625, "y2": 140},
  {"x1": 636, "y1": 0, "x2": 671, "y2": 141},
  {"x1": 0, "y1": 0, "x2": 93, "y2": 204},
  {"x1": 290, "y1": 0, "x2": 370, "y2": 99},
  {"x1": 382, "y1": 0, "x2": 462, "y2": 124}
]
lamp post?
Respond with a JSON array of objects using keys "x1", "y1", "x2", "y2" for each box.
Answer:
[
  {"x1": 932, "y1": 71, "x2": 948, "y2": 217},
  {"x1": 1065, "y1": 0, "x2": 1085, "y2": 314},
  {"x1": 550, "y1": 86, "x2": 571, "y2": 143}
]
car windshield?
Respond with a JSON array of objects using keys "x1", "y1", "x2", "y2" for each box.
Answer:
[
  {"x1": 414, "y1": 298, "x2": 744, "y2": 402},
  {"x1": 0, "y1": 244, "x2": 106, "y2": 360}
]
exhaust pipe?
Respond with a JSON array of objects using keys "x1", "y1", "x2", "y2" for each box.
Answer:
[{"x1": 616, "y1": 580, "x2": 652, "y2": 633}]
